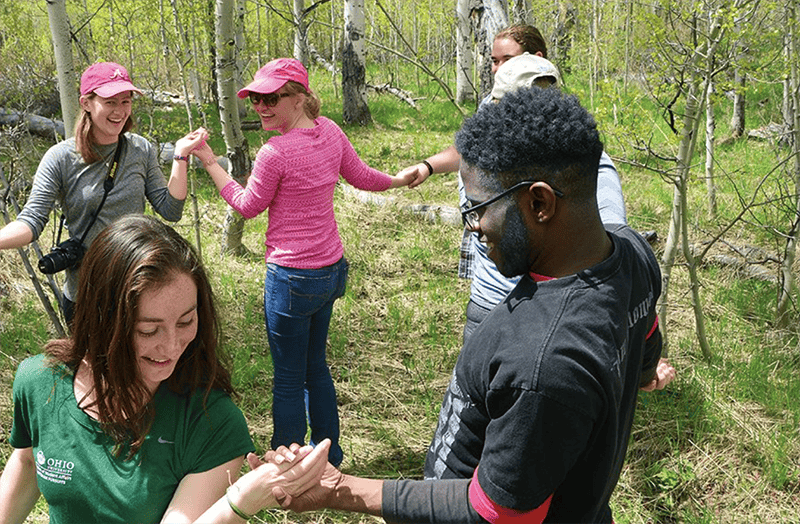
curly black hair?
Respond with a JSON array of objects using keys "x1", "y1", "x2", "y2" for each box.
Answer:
[{"x1": 455, "y1": 86, "x2": 603, "y2": 202}]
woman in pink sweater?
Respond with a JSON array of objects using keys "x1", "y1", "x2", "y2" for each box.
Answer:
[{"x1": 189, "y1": 58, "x2": 414, "y2": 466}]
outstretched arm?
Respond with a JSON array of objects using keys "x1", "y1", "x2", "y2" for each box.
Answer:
[{"x1": 0, "y1": 447, "x2": 40, "y2": 524}]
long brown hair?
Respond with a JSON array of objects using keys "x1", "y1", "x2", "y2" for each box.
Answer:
[
  {"x1": 73, "y1": 93, "x2": 135, "y2": 164},
  {"x1": 46, "y1": 215, "x2": 233, "y2": 458}
]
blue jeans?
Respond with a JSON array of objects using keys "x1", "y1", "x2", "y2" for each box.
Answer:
[{"x1": 264, "y1": 258, "x2": 348, "y2": 467}]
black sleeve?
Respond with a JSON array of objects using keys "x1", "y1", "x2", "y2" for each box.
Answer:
[
  {"x1": 638, "y1": 320, "x2": 662, "y2": 388},
  {"x1": 382, "y1": 478, "x2": 485, "y2": 524}
]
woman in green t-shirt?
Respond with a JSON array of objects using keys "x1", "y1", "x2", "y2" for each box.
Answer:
[{"x1": 0, "y1": 214, "x2": 329, "y2": 523}]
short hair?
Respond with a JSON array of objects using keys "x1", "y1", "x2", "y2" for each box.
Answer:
[
  {"x1": 495, "y1": 24, "x2": 548, "y2": 58},
  {"x1": 46, "y1": 214, "x2": 233, "y2": 458},
  {"x1": 455, "y1": 86, "x2": 603, "y2": 201}
]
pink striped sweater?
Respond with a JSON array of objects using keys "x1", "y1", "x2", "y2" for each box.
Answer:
[{"x1": 220, "y1": 117, "x2": 392, "y2": 268}]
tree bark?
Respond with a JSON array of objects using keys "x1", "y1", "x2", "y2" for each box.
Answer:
[
  {"x1": 45, "y1": 0, "x2": 78, "y2": 138},
  {"x1": 215, "y1": 0, "x2": 251, "y2": 255},
  {"x1": 456, "y1": 0, "x2": 476, "y2": 105},
  {"x1": 342, "y1": 0, "x2": 371, "y2": 125},
  {"x1": 776, "y1": 0, "x2": 800, "y2": 328},
  {"x1": 705, "y1": 50, "x2": 718, "y2": 218},
  {"x1": 730, "y1": 70, "x2": 746, "y2": 139},
  {"x1": 294, "y1": 0, "x2": 308, "y2": 65},
  {"x1": 471, "y1": 0, "x2": 509, "y2": 99}
]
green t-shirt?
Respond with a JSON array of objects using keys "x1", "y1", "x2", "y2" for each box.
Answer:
[{"x1": 9, "y1": 354, "x2": 254, "y2": 523}]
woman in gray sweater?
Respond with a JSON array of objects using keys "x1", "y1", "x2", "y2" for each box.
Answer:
[{"x1": 0, "y1": 61, "x2": 203, "y2": 324}]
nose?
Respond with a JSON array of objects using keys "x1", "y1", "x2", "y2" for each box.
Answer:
[{"x1": 159, "y1": 328, "x2": 185, "y2": 358}]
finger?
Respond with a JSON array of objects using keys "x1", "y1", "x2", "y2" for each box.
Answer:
[
  {"x1": 274, "y1": 445, "x2": 297, "y2": 462},
  {"x1": 247, "y1": 452, "x2": 265, "y2": 470},
  {"x1": 272, "y1": 486, "x2": 292, "y2": 509}
]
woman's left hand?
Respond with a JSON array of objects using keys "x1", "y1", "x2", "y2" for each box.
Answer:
[{"x1": 175, "y1": 127, "x2": 209, "y2": 158}]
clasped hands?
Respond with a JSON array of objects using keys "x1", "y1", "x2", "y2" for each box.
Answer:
[{"x1": 244, "y1": 439, "x2": 341, "y2": 514}]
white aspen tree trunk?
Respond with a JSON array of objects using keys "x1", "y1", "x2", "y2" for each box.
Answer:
[
  {"x1": 456, "y1": 0, "x2": 475, "y2": 105},
  {"x1": 168, "y1": 0, "x2": 204, "y2": 259},
  {"x1": 512, "y1": 0, "x2": 531, "y2": 23},
  {"x1": 216, "y1": 0, "x2": 251, "y2": 255},
  {"x1": 730, "y1": 69, "x2": 746, "y2": 138},
  {"x1": 294, "y1": 0, "x2": 308, "y2": 65},
  {"x1": 342, "y1": 0, "x2": 371, "y2": 125},
  {"x1": 777, "y1": 0, "x2": 799, "y2": 328},
  {"x1": 235, "y1": 0, "x2": 247, "y2": 118},
  {"x1": 658, "y1": 7, "x2": 728, "y2": 360},
  {"x1": 46, "y1": 0, "x2": 78, "y2": 138},
  {"x1": 705, "y1": 51, "x2": 718, "y2": 218},
  {"x1": 472, "y1": 0, "x2": 509, "y2": 99}
]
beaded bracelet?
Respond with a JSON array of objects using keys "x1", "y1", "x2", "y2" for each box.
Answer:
[
  {"x1": 421, "y1": 159, "x2": 434, "y2": 176},
  {"x1": 226, "y1": 485, "x2": 254, "y2": 521},
  {"x1": 173, "y1": 154, "x2": 189, "y2": 163}
]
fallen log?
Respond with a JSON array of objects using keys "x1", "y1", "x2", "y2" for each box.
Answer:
[{"x1": 0, "y1": 108, "x2": 65, "y2": 140}]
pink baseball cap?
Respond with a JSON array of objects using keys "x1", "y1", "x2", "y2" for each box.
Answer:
[
  {"x1": 237, "y1": 58, "x2": 309, "y2": 98},
  {"x1": 80, "y1": 62, "x2": 142, "y2": 98}
]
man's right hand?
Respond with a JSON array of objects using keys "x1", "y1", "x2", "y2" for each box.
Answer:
[{"x1": 272, "y1": 460, "x2": 343, "y2": 512}]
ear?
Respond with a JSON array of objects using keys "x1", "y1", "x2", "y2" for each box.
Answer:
[
  {"x1": 524, "y1": 181, "x2": 559, "y2": 224},
  {"x1": 79, "y1": 95, "x2": 91, "y2": 112}
]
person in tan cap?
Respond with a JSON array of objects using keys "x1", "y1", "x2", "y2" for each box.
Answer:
[
  {"x1": 0, "y1": 61, "x2": 205, "y2": 325},
  {"x1": 396, "y1": 28, "x2": 628, "y2": 348}
]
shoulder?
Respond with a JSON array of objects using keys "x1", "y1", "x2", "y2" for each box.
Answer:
[
  {"x1": 122, "y1": 132, "x2": 157, "y2": 155},
  {"x1": 315, "y1": 117, "x2": 345, "y2": 137},
  {"x1": 607, "y1": 225, "x2": 659, "y2": 269},
  {"x1": 13, "y1": 354, "x2": 68, "y2": 391},
  {"x1": 40, "y1": 138, "x2": 78, "y2": 164}
]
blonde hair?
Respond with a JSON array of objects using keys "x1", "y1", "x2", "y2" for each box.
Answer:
[
  {"x1": 74, "y1": 93, "x2": 135, "y2": 164},
  {"x1": 282, "y1": 81, "x2": 321, "y2": 120}
]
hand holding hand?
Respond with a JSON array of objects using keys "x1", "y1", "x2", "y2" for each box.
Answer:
[
  {"x1": 229, "y1": 439, "x2": 331, "y2": 515},
  {"x1": 272, "y1": 460, "x2": 342, "y2": 513},
  {"x1": 175, "y1": 127, "x2": 209, "y2": 158},
  {"x1": 401, "y1": 163, "x2": 430, "y2": 189},
  {"x1": 640, "y1": 358, "x2": 676, "y2": 392}
]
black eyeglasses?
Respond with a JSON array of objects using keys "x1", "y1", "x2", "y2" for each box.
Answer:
[
  {"x1": 460, "y1": 180, "x2": 565, "y2": 230},
  {"x1": 249, "y1": 92, "x2": 291, "y2": 107}
]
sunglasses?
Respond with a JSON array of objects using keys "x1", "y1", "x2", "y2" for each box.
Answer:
[{"x1": 249, "y1": 92, "x2": 291, "y2": 107}]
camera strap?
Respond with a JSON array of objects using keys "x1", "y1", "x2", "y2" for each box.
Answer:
[{"x1": 65, "y1": 134, "x2": 127, "y2": 247}]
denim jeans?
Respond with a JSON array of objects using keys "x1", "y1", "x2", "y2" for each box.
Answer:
[{"x1": 264, "y1": 258, "x2": 348, "y2": 467}]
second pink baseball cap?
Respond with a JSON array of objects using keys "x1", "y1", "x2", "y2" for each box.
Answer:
[{"x1": 237, "y1": 58, "x2": 309, "y2": 98}]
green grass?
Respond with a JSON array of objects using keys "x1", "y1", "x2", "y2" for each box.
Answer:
[{"x1": 2, "y1": 65, "x2": 800, "y2": 523}]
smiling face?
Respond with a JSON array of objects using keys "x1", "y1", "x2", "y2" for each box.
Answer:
[
  {"x1": 134, "y1": 272, "x2": 199, "y2": 394},
  {"x1": 461, "y1": 163, "x2": 535, "y2": 278},
  {"x1": 252, "y1": 88, "x2": 302, "y2": 134},
  {"x1": 80, "y1": 91, "x2": 133, "y2": 145}
]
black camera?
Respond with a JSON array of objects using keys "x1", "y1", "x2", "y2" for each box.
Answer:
[{"x1": 38, "y1": 237, "x2": 86, "y2": 274}]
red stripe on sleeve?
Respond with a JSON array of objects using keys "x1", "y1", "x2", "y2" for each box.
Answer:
[
  {"x1": 646, "y1": 316, "x2": 659, "y2": 339},
  {"x1": 468, "y1": 467, "x2": 552, "y2": 524}
]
